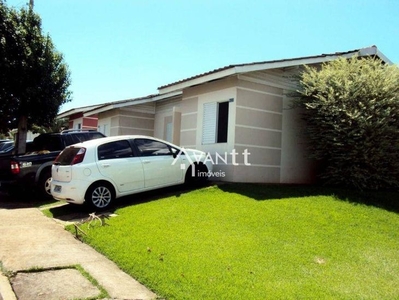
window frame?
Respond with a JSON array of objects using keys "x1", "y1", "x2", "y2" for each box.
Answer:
[
  {"x1": 97, "y1": 140, "x2": 135, "y2": 160},
  {"x1": 133, "y1": 138, "x2": 178, "y2": 157},
  {"x1": 202, "y1": 100, "x2": 230, "y2": 144}
]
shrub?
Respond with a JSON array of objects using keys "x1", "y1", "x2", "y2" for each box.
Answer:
[{"x1": 296, "y1": 56, "x2": 399, "y2": 190}]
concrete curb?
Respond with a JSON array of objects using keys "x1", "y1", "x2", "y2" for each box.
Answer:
[{"x1": 0, "y1": 271, "x2": 17, "y2": 300}]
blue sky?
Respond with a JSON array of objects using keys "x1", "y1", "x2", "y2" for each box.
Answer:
[{"x1": 5, "y1": 0, "x2": 399, "y2": 113}]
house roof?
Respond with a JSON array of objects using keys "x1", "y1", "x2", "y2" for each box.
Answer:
[
  {"x1": 62, "y1": 45, "x2": 392, "y2": 117},
  {"x1": 158, "y1": 45, "x2": 392, "y2": 94},
  {"x1": 57, "y1": 104, "x2": 103, "y2": 118},
  {"x1": 83, "y1": 91, "x2": 182, "y2": 116}
]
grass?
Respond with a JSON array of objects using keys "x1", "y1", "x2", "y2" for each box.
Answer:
[{"x1": 69, "y1": 184, "x2": 399, "y2": 299}]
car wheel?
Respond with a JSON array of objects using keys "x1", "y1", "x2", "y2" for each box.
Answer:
[
  {"x1": 85, "y1": 182, "x2": 115, "y2": 211},
  {"x1": 185, "y1": 163, "x2": 208, "y2": 186},
  {"x1": 38, "y1": 170, "x2": 52, "y2": 198}
]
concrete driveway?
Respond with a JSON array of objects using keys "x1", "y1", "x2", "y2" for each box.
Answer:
[{"x1": 0, "y1": 191, "x2": 157, "y2": 300}]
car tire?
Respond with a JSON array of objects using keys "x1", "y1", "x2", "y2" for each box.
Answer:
[
  {"x1": 38, "y1": 169, "x2": 53, "y2": 199},
  {"x1": 185, "y1": 163, "x2": 208, "y2": 186},
  {"x1": 85, "y1": 182, "x2": 115, "y2": 211}
]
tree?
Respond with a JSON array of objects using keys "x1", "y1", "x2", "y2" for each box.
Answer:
[
  {"x1": 31, "y1": 117, "x2": 69, "y2": 134},
  {"x1": 295, "y1": 56, "x2": 399, "y2": 190},
  {"x1": 0, "y1": 0, "x2": 71, "y2": 153}
]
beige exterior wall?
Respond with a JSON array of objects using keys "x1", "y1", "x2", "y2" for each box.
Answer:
[
  {"x1": 103, "y1": 104, "x2": 155, "y2": 136},
  {"x1": 176, "y1": 74, "x2": 315, "y2": 184},
  {"x1": 236, "y1": 69, "x2": 316, "y2": 184},
  {"x1": 179, "y1": 78, "x2": 238, "y2": 181},
  {"x1": 154, "y1": 97, "x2": 181, "y2": 143},
  {"x1": 98, "y1": 110, "x2": 119, "y2": 136},
  {"x1": 179, "y1": 96, "x2": 198, "y2": 148},
  {"x1": 93, "y1": 67, "x2": 315, "y2": 184},
  {"x1": 171, "y1": 110, "x2": 181, "y2": 145},
  {"x1": 280, "y1": 96, "x2": 316, "y2": 183},
  {"x1": 233, "y1": 79, "x2": 284, "y2": 183}
]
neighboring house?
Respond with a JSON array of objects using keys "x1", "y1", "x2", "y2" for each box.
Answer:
[
  {"x1": 77, "y1": 46, "x2": 391, "y2": 184},
  {"x1": 57, "y1": 104, "x2": 101, "y2": 131}
]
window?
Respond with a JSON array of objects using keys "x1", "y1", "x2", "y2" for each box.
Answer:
[
  {"x1": 98, "y1": 140, "x2": 133, "y2": 160},
  {"x1": 134, "y1": 139, "x2": 174, "y2": 156},
  {"x1": 202, "y1": 100, "x2": 230, "y2": 144},
  {"x1": 217, "y1": 101, "x2": 229, "y2": 143}
]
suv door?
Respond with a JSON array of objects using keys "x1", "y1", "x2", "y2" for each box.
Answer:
[
  {"x1": 97, "y1": 140, "x2": 144, "y2": 193},
  {"x1": 134, "y1": 138, "x2": 183, "y2": 189}
]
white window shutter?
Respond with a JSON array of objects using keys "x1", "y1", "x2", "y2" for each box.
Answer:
[{"x1": 202, "y1": 102, "x2": 217, "y2": 144}]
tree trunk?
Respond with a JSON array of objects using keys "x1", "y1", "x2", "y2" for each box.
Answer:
[{"x1": 16, "y1": 116, "x2": 28, "y2": 155}]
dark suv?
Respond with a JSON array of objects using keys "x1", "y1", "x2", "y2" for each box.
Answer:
[{"x1": 0, "y1": 130, "x2": 105, "y2": 197}]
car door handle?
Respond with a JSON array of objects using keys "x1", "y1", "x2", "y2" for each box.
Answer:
[
  {"x1": 101, "y1": 164, "x2": 110, "y2": 168},
  {"x1": 142, "y1": 160, "x2": 151, "y2": 164}
]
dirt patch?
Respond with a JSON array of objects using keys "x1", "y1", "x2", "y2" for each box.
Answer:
[{"x1": 11, "y1": 268, "x2": 101, "y2": 300}]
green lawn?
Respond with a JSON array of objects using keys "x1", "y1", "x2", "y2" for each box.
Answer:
[{"x1": 73, "y1": 184, "x2": 399, "y2": 299}]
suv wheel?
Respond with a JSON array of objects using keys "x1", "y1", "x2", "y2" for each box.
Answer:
[
  {"x1": 38, "y1": 170, "x2": 52, "y2": 198},
  {"x1": 85, "y1": 182, "x2": 115, "y2": 211}
]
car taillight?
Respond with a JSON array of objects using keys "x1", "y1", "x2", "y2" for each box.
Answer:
[
  {"x1": 11, "y1": 161, "x2": 20, "y2": 174},
  {"x1": 71, "y1": 148, "x2": 86, "y2": 165}
]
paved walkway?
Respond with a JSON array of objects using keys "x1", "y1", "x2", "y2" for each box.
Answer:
[{"x1": 0, "y1": 194, "x2": 157, "y2": 300}]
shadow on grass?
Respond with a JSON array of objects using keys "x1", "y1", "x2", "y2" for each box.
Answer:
[
  {"x1": 218, "y1": 183, "x2": 399, "y2": 214},
  {"x1": 42, "y1": 182, "x2": 399, "y2": 221},
  {"x1": 114, "y1": 183, "x2": 208, "y2": 208},
  {"x1": 46, "y1": 183, "x2": 211, "y2": 220}
]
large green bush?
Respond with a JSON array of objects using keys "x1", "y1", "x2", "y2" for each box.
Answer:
[{"x1": 296, "y1": 56, "x2": 399, "y2": 190}]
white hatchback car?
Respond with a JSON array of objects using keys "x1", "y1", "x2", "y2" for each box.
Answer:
[{"x1": 51, "y1": 135, "x2": 212, "y2": 210}]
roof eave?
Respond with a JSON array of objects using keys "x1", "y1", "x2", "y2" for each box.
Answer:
[
  {"x1": 158, "y1": 46, "x2": 392, "y2": 94},
  {"x1": 358, "y1": 46, "x2": 393, "y2": 65},
  {"x1": 158, "y1": 68, "x2": 238, "y2": 94},
  {"x1": 83, "y1": 91, "x2": 182, "y2": 117},
  {"x1": 157, "y1": 55, "x2": 352, "y2": 94},
  {"x1": 57, "y1": 104, "x2": 102, "y2": 118}
]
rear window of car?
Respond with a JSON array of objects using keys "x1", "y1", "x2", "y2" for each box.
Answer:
[
  {"x1": 34, "y1": 135, "x2": 63, "y2": 151},
  {"x1": 54, "y1": 147, "x2": 82, "y2": 165},
  {"x1": 89, "y1": 132, "x2": 106, "y2": 139}
]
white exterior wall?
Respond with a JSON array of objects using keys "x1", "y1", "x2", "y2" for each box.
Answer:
[
  {"x1": 97, "y1": 117, "x2": 111, "y2": 136},
  {"x1": 72, "y1": 117, "x2": 83, "y2": 129}
]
